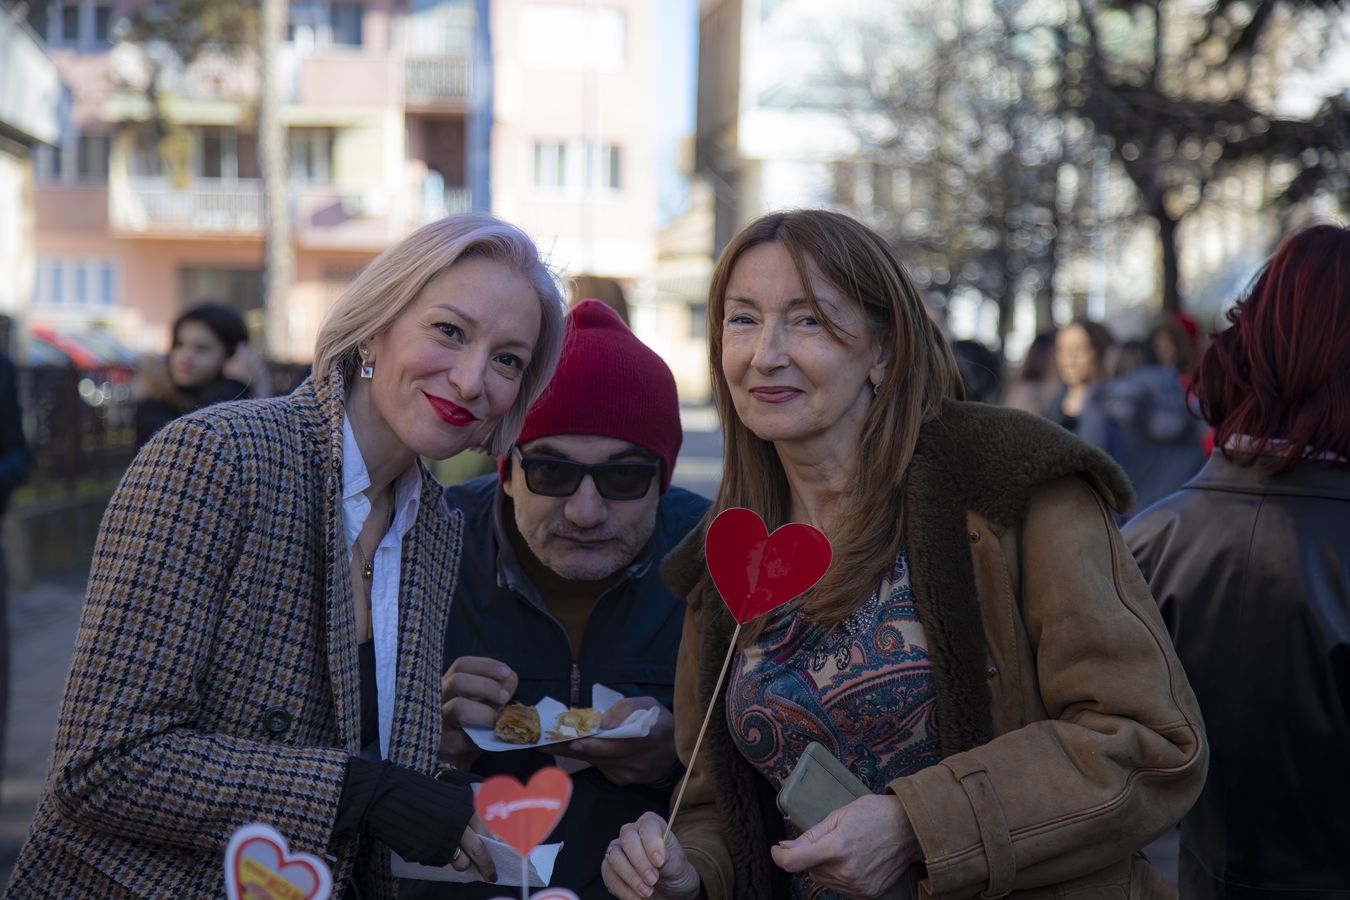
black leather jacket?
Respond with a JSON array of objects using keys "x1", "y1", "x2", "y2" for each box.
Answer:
[{"x1": 1125, "y1": 452, "x2": 1350, "y2": 900}]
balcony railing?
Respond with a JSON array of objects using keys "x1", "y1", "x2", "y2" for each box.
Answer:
[
  {"x1": 405, "y1": 56, "x2": 472, "y2": 103},
  {"x1": 111, "y1": 175, "x2": 473, "y2": 240},
  {"x1": 113, "y1": 176, "x2": 263, "y2": 233}
]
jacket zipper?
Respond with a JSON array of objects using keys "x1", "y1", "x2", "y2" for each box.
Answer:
[{"x1": 570, "y1": 662, "x2": 581, "y2": 707}]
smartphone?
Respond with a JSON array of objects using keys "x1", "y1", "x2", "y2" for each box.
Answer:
[{"x1": 776, "y1": 742, "x2": 920, "y2": 900}]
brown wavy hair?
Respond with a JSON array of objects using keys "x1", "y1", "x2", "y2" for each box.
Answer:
[{"x1": 704, "y1": 210, "x2": 962, "y2": 639}]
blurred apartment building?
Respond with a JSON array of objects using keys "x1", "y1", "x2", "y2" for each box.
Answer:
[
  {"x1": 0, "y1": 8, "x2": 67, "y2": 352},
  {"x1": 7, "y1": 0, "x2": 680, "y2": 369},
  {"x1": 18, "y1": 0, "x2": 489, "y2": 360}
]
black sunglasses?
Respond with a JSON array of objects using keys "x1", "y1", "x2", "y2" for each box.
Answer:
[{"x1": 511, "y1": 447, "x2": 660, "y2": 501}]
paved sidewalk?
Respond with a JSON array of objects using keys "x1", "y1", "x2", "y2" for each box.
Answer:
[{"x1": 0, "y1": 576, "x2": 87, "y2": 889}]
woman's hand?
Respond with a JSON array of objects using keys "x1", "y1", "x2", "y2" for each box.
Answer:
[
  {"x1": 450, "y1": 813, "x2": 497, "y2": 883},
  {"x1": 602, "y1": 812, "x2": 702, "y2": 900},
  {"x1": 770, "y1": 794, "x2": 919, "y2": 898}
]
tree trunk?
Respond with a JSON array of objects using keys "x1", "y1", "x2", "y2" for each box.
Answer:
[
  {"x1": 258, "y1": 0, "x2": 292, "y2": 360},
  {"x1": 1157, "y1": 210, "x2": 1181, "y2": 312}
]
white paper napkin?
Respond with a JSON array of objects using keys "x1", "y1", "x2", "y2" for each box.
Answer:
[
  {"x1": 391, "y1": 838, "x2": 563, "y2": 886},
  {"x1": 463, "y1": 684, "x2": 658, "y2": 753}
]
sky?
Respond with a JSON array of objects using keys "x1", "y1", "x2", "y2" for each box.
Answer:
[{"x1": 652, "y1": 0, "x2": 699, "y2": 226}]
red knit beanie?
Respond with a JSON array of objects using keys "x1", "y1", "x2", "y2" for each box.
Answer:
[{"x1": 498, "y1": 299, "x2": 683, "y2": 493}]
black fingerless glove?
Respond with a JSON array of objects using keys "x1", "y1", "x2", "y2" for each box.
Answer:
[{"x1": 334, "y1": 757, "x2": 475, "y2": 866}]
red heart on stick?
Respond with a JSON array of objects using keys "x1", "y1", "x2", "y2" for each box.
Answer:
[
  {"x1": 705, "y1": 508, "x2": 832, "y2": 624},
  {"x1": 474, "y1": 768, "x2": 573, "y2": 857}
]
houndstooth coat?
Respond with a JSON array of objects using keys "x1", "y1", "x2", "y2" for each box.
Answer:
[{"x1": 7, "y1": 368, "x2": 463, "y2": 898}]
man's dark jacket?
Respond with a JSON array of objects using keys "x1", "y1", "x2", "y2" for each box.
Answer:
[{"x1": 402, "y1": 473, "x2": 709, "y2": 900}]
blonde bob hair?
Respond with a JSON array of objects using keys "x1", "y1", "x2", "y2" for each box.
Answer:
[
  {"x1": 705, "y1": 209, "x2": 963, "y2": 638},
  {"x1": 313, "y1": 213, "x2": 566, "y2": 457}
]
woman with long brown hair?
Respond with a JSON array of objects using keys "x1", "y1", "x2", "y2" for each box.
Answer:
[{"x1": 602, "y1": 210, "x2": 1206, "y2": 900}]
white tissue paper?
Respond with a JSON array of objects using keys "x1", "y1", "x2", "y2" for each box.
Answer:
[
  {"x1": 391, "y1": 837, "x2": 563, "y2": 886},
  {"x1": 463, "y1": 684, "x2": 658, "y2": 754}
]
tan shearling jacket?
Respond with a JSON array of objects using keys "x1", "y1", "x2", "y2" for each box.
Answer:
[{"x1": 663, "y1": 400, "x2": 1207, "y2": 900}]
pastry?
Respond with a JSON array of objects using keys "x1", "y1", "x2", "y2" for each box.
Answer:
[
  {"x1": 494, "y1": 703, "x2": 541, "y2": 744},
  {"x1": 547, "y1": 707, "x2": 602, "y2": 740}
]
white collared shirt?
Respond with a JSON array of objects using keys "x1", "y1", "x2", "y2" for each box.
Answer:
[{"x1": 341, "y1": 414, "x2": 422, "y2": 759}]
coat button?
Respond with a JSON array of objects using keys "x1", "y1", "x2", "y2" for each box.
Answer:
[
  {"x1": 986, "y1": 664, "x2": 998, "y2": 678},
  {"x1": 969, "y1": 530, "x2": 981, "y2": 543},
  {"x1": 263, "y1": 706, "x2": 292, "y2": 735}
]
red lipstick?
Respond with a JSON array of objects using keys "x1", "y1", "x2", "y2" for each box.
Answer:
[{"x1": 423, "y1": 392, "x2": 478, "y2": 426}]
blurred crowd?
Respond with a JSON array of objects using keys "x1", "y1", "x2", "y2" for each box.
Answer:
[{"x1": 960, "y1": 311, "x2": 1210, "y2": 514}]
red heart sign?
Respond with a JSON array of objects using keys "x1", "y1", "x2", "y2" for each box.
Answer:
[
  {"x1": 705, "y1": 507, "x2": 832, "y2": 624},
  {"x1": 224, "y1": 823, "x2": 332, "y2": 900},
  {"x1": 474, "y1": 768, "x2": 573, "y2": 857}
]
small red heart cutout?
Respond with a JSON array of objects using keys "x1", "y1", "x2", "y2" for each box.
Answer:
[
  {"x1": 705, "y1": 508, "x2": 832, "y2": 624},
  {"x1": 224, "y1": 823, "x2": 332, "y2": 900},
  {"x1": 474, "y1": 768, "x2": 573, "y2": 857}
]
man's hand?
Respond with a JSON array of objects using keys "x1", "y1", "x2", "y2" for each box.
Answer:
[
  {"x1": 439, "y1": 656, "x2": 519, "y2": 764},
  {"x1": 770, "y1": 794, "x2": 919, "y2": 898},
  {"x1": 551, "y1": 697, "x2": 678, "y2": 787}
]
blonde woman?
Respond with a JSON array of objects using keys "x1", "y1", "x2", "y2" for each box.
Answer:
[
  {"x1": 602, "y1": 210, "x2": 1206, "y2": 900},
  {"x1": 9, "y1": 215, "x2": 565, "y2": 899}
]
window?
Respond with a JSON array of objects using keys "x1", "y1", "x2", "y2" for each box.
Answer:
[
  {"x1": 47, "y1": 0, "x2": 116, "y2": 50},
  {"x1": 61, "y1": 4, "x2": 80, "y2": 42},
  {"x1": 35, "y1": 259, "x2": 117, "y2": 308},
  {"x1": 601, "y1": 145, "x2": 621, "y2": 190},
  {"x1": 530, "y1": 140, "x2": 623, "y2": 192},
  {"x1": 289, "y1": 128, "x2": 333, "y2": 184},
  {"x1": 76, "y1": 134, "x2": 110, "y2": 181},
  {"x1": 288, "y1": 1, "x2": 364, "y2": 48},
  {"x1": 35, "y1": 144, "x2": 63, "y2": 182},
  {"x1": 531, "y1": 141, "x2": 568, "y2": 189},
  {"x1": 94, "y1": 3, "x2": 112, "y2": 42},
  {"x1": 330, "y1": 3, "x2": 363, "y2": 46},
  {"x1": 199, "y1": 127, "x2": 227, "y2": 179},
  {"x1": 36, "y1": 132, "x2": 110, "y2": 183}
]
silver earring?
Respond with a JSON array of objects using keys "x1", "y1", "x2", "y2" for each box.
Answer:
[
  {"x1": 359, "y1": 350, "x2": 374, "y2": 379},
  {"x1": 873, "y1": 381, "x2": 881, "y2": 397}
]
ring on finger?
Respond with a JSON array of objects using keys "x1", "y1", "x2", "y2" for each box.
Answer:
[{"x1": 452, "y1": 847, "x2": 463, "y2": 863}]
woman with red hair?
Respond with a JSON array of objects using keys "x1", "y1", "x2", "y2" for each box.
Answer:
[{"x1": 1126, "y1": 223, "x2": 1350, "y2": 899}]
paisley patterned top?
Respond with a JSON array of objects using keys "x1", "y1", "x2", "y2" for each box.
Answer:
[{"x1": 726, "y1": 551, "x2": 941, "y2": 900}]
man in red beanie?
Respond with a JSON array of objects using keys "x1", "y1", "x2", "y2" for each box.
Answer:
[{"x1": 403, "y1": 301, "x2": 710, "y2": 900}]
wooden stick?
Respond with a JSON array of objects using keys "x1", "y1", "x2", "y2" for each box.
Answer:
[
  {"x1": 664, "y1": 621, "x2": 742, "y2": 841},
  {"x1": 520, "y1": 853, "x2": 528, "y2": 900}
]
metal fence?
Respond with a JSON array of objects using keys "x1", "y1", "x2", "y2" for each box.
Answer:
[
  {"x1": 14, "y1": 362, "x2": 313, "y2": 495},
  {"x1": 17, "y1": 364, "x2": 138, "y2": 493}
]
